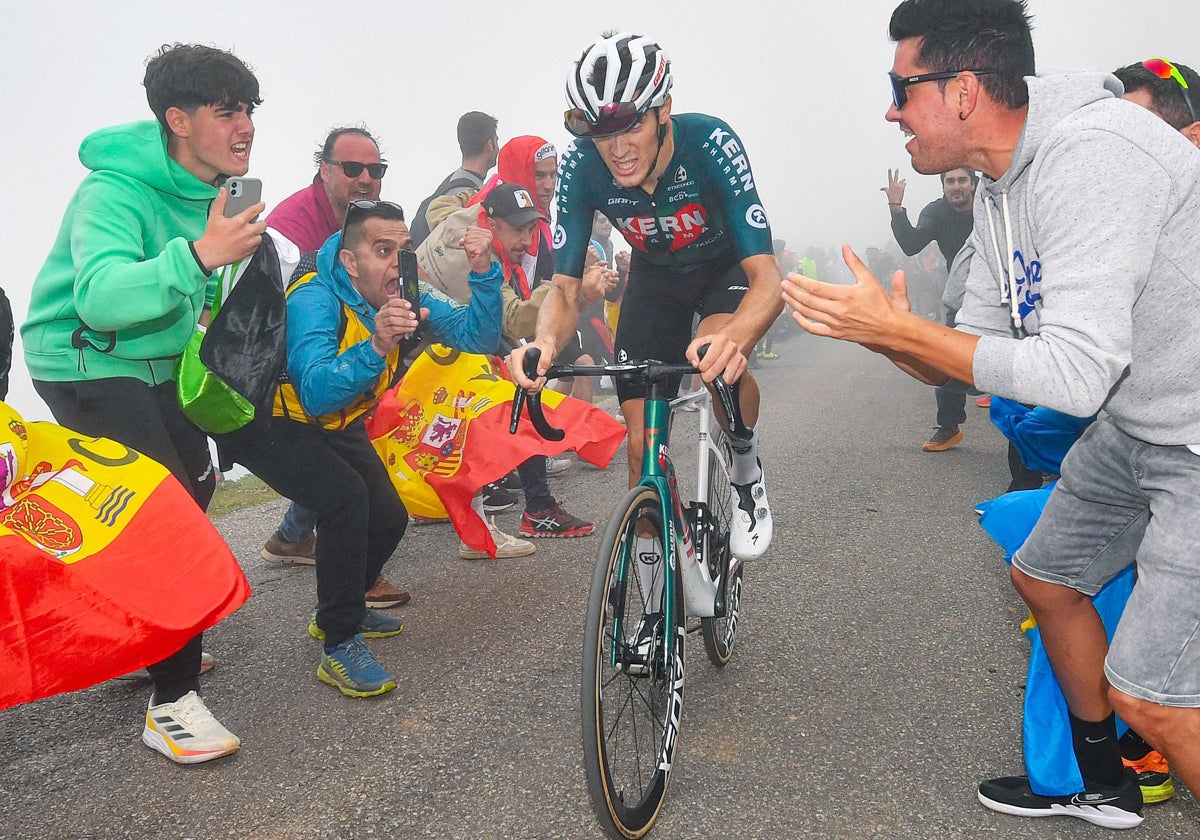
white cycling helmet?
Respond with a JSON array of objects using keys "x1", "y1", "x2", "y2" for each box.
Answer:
[{"x1": 565, "y1": 33, "x2": 672, "y2": 137}]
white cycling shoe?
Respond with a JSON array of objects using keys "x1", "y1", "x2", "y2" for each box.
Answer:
[{"x1": 730, "y1": 461, "x2": 772, "y2": 560}]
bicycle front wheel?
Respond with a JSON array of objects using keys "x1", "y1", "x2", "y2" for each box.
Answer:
[
  {"x1": 582, "y1": 485, "x2": 686, "y2": 839},
  {"x1": 701, "y1": 432, "x2": 743, "y2": 666}
]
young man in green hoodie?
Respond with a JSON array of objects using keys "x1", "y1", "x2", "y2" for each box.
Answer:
[{"x1": 21, "y1": 43, "x2": 266, "y2": 765}]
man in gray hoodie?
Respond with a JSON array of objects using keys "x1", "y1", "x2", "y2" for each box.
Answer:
[{"x1": 783, "y1": 0, "x2": 1200, "y2": 829}]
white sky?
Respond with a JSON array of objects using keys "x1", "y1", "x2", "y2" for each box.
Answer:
[{"x1": 2, "y1": 0, "x2": 1199, "y2": 418}]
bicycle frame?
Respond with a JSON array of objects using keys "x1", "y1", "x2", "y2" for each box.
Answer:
[
  {"x1": 510, "y1": 352, "x2": 748, "y2": 669},
  {"x1": 644, "y1": 386, "x2": 730, "y2": 620}
]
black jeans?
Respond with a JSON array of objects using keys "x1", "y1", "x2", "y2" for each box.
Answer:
[
  {"x1": 935, "y1": 379, "x2": 969, "y2": 429},
  {"x1": 219, "y1": 416, "x2": 408, "y2": 648},
  {"x1": 34, "y1": 377, "x2": 214, "y2": 703},
  {"x1": 934, "y1": 308, "x2": 968, "y2": 430},
  {"x1": 516, "y1": 455, "x2": 553, "y2": 512}
]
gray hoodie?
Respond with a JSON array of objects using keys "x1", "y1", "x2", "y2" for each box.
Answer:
[{"x1": 954, "y1": 70, "x2": 1200, "y2": 445}]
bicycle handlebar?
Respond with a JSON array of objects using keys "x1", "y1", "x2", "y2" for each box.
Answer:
[{"x1": 509, "y1": 346, "x2": 753, "y2": 441}]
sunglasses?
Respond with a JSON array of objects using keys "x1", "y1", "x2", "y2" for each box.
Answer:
[
  {"x1": 327, "y1": 159, "x2": 388, "y2": 179},
  {"x1": 564, "y1": 102, "x2": 646, "y2": 138},
  {"x1": 889, "y1": 69, "x2": 998, "y2": 110},
  {"x1": 339, "y1": 199, "x2": 406, "y2": 246},
  {"x1": 1141, "y1": 57, "x2": 1198, "y2": 125}
]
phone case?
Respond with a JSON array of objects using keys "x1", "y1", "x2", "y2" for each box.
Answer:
[{"x1": 223, "y1": 177, "x2": 262, "y2": 217}]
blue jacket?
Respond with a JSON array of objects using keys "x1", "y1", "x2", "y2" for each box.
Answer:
[{"x1": 280, "y1": 232, "x2": 501, "y2": 425}]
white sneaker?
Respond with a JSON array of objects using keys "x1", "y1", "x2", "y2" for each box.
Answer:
[
  {"x1": 142, "y1": 690, "x2": 240, "y2": 765},
  {"x1": 545, "y1": 456, "x2": 572, "y2": 477},
  {"x1": 460, "y1": 517, "x2": 537, "y2": 560},
  {"x1": 730, "y1": 462, "x2": 772, "y2": 560},
  {"x1": 114, "y1": 652, "x2": 215, "y2": 682}
]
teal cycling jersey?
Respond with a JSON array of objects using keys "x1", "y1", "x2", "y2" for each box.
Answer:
[{"x1": 553, "y1": 112, "x2": 775, "y2": 276}]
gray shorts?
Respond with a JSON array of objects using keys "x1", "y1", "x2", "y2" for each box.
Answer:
[{"x1": 1013, "y1": 417, "x2": 1200, "y2": 707}]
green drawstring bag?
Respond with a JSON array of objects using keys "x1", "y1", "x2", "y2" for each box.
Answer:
[
  {"x1": 176, "y1": 322, "x2": 256, "y2": 433},
  {"x1": 176, "y1": 234, "x2": 286, "y2": 433}
]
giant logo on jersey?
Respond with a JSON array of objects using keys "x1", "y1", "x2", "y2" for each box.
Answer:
[{"x1": 615, "y1": 203, "x2": 709, "y2": 253}]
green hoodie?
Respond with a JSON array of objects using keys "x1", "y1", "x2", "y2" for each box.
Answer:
[{"x1": 22, "y1": 120, "x2": 218, "y2": 385}]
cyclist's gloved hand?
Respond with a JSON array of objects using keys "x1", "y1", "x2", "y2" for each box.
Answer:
[{"x1": 687, "y1": 333, "x2": 746, "y2": 385}]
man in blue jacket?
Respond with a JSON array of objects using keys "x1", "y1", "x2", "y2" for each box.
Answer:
[{"x1": 221, "y1": 200, "x2": 501, "y2": 697}]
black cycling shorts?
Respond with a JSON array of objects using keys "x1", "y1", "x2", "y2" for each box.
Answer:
[{"x1": 613, "y1": 250, "x2": 748, "y2": 403}]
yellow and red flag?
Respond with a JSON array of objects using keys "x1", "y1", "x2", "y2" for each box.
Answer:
[
  {"x1": 366, "y1": 345, "x2": 625, "y2": 556},
  {"x1": 0, "y1": 402, "x2": 250, "y2": 710}
]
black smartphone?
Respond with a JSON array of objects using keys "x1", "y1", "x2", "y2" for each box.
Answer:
[
  {"x1": 223, "y1": 177, "x2": 262, "y2": 217},
  {"x1": 398, "y1": 249, "x2": 422, "y2": 339}
]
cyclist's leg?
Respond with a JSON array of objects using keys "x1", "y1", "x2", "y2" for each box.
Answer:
[
  {"x1": 613, "y1": 255, "x2": 703, "y2": 489},
  {"x1": 697, "y1": 311, "x2": 762, "y2": 431},
  {"x1": 695, "y1": 258, "x2": 773, "y2": 559}
]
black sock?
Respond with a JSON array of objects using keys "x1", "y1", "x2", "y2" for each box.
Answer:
[
  {"x1": 1119, "y1": 728, "x2": 1153, "y2": 761},
  {"x1": 1069, "y1": 711, "x2": 1125, "y2": 788}
]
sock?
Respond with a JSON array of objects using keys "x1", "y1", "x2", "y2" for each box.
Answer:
[
  {"x1": 728, "y1": 426, "x2": 761, "y2": 485},
  {"x1": 634, "y1": 534, "x2": 664, "y2": 611},
  {"x1": 1119, "y1": 728, "x2": 1152, "y2": 761},
  {"x1": 1069, "y1": 711, "x2": 1126, "y2": 788},
  {"x1": 471, "y1": 493, "x2": 485, "y2": 519}
]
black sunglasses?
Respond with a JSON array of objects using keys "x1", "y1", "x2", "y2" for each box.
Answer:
[
  {"x1": 339, "y1": 199, "x2": 406, "y2": 247},
  {"x1": 889, "y1": 69, "x2": 998, "y2": 110},
  {"x1": 327, "y1": 159, "x2": 388, "y2": 179}
]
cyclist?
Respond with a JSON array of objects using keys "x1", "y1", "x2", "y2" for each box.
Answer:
[{"x1": 509, "y1": 31, "x2": 780, "y2": 561}]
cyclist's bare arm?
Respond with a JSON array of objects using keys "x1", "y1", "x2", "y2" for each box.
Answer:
[
  {"x1": 508, "y1": 272, "x2": 584, "y2": 390},
  {"x1": 686, "y1": 253, "x2": 785, "y2": 385}
]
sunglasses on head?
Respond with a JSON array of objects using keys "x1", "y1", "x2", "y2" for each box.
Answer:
[
  {"x1": 888, "y1": 69, "x2": 998, "y2": 110},
  {"x1": 328, "y1": 159, "x2": 388, "y2": 179},
  {"x1": 339, "y1": 199, "x2": 406, "y2": 246},
  {"x1": 1141, "y1": 57, "x2": 1198, "y2": 125},
  {"x1": 564, "y1": 101, "x2": 647, "y2": 138}
]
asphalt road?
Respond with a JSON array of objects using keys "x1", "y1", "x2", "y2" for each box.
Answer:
[{"x1": 2, "y1": 331, "x2": 1197, "y2": 839}]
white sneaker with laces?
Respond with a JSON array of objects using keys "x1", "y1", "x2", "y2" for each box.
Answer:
[
  {"x1": 460, "y1": 517, "x2": 537, "y2": 560},
  {"x1": 730, "y1": 462, "x2": 772, "y2": 560},
  {"x1": 142, "y1": 690, "x2": 240, "y2": 765}
]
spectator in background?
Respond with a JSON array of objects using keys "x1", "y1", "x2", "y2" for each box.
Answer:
[
  {"x1": 881, "y1": 166, "x2": 977, "y2": 452},
  {"x1": 409, "y1": 111, "x2": 499, "y2": 247}
]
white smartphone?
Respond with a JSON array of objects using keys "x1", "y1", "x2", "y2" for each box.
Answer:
[{"x1": 223, "y1": 177, "x2": 262, "y2": 217}]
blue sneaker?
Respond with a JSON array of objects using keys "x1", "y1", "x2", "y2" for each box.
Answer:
[
  {"x1": 308, "y1": 607, "x2": 404, "y2": 640},
  {"x1": 317, "y1": 635, "x2": 397, "y2": 698}
]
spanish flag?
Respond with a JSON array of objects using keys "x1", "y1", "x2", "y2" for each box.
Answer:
[
  {"x1": 0, "y1": 402, "x2": 250, "y2": 710},
  {"x1": 367, "y1": 346, "x2": 626, "y2": 557}
]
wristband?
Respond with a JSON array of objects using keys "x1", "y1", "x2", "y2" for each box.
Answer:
[{"x1": 188, "y1": 241, "x2": 212, "y2": 275}]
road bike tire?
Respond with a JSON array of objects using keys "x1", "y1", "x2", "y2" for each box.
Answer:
[
  {"x1": 582, "y1": 485, "x2": 687, "y2": 839},
  {"x1": 701, "y1": 433, "x2": 743, "y2": 666}
]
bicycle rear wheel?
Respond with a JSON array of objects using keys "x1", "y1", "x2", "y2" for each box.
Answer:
[
  {"x1": 701, "y1": 433, "x2": 743, "y2": 666},
  {"x1": 582, "y1": 485, "x2": 686, "y2": 839}
]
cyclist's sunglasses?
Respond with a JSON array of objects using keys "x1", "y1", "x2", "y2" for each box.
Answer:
[
  {"x1": 327, "y1": 159, "x2": 389, "y2": 179},
  {"x1": 889, "y1": 69, "x2": 997, "y2": 110},
  {"x1": 564, "y1": 102, "x2": 646, "y2": 138},
  {"x1": 339, "y1": 199, "x2": 406, "y2": 246},
  {"x1": 1141, "y1": 57, "x2": 1198, "y2": 125}
]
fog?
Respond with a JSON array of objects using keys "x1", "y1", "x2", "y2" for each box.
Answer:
[{"x1": 3, "y1": 0, "x2": 1198, "y2": 418}]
